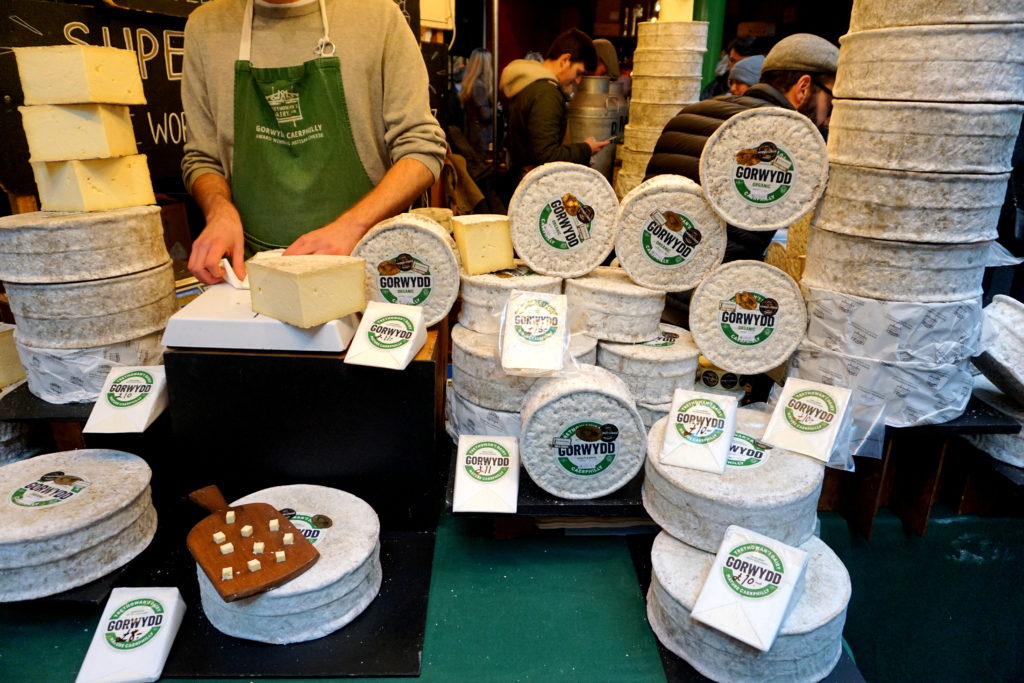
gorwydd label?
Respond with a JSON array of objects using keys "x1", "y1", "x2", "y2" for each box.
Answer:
[
  {"x1": 641, "y1": 209, "x2": 702, "y2": 269},
  {"x1": 728, "y1": 432, "x2": 770, "y2": 468},
  {"x1": 10, "y1": 471, "x2": 91, "y2": 509},
  {"x1": 722, "y1": 543, "x2": 785, "y2": 599},
  {"x1": 512, "y1": 299, "x2": 560, "y2": 343},
  {"x1": 106, "y1": 370, "x2": 154, "y2": 408},
  {"x1": 719, "y1": 291, "x2": 779, "y2": 346},
  {"x1": 104, "y1": 598, "x2": 165, "y2": 651},
  {"x1": 553, "y1": 421, "x2": 619, "y2": 477},
  {"x1": 784, "y1": 389, "x2": 838, "y2": 433},
  {"x1": 367, "y1": 314, "x2": 415, "y2": 350},
  {"x1": 464, "y1": 441, "x2": 511, "y2": 483},
  {"x1": 732, "y1": 142, "x2": 795, "y2": 205},
  {"x1": 279, "y1": 508, "x2": 332, "y2": 544},
  {"x1": 538, "y1": 193, "x2": 594, "y2": 251},
  {"x1": 675, "y1": 398, "x2": 727, "y2": 445},
  {"x1": 377, "y1": 253, "x2": 432, "y2": 305}
]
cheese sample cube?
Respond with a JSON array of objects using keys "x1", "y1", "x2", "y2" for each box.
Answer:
[
  {"x1": 275, "y1": 550, "x2": 286, "y2": 563},
  {"x1": 240, "y1": 525, "x2": 253, "y2": 538},
  {"x1": 221, "y1": 567, "x2": 233, "y2": 581},
  {"x1": 268, "y1": 519, "x2": 279, "y2": 532},
  {"x1": 31, "y1": 155, "x2": 155, "y2": 212},
  {"x1": 19, "y1": 104, "x2": 137, "y2": 162},
  {"x1": 453, "y1": 214, "x2": 515, "y2": 275},
  {"x1": 252, "y1": 541, "x2": 265, "y2": 554},
  {"x1": 247, "y1": 559, "x2": 261, "y2": 572},
  {"x1": 225, "y1": 511, "x2": 236, "y2": 524},
  {"x1": 0, "y1": 325, "x2": 25, "y2": 389},
  {"x1": 212, "y1": 531, "x2": 226, "y2": 544},
  {"x1": 13, "y1": 45, "x2": 146, "y2": 105},
  {"x1": 247, "y1": 255, "x2": 367, "y2": 328},
  {"x1": 283, "y1": 533, "x2": 294, "y2": 546},
  {"x1": 219, "y1": 543, "x2": 234, "y2": 555}
]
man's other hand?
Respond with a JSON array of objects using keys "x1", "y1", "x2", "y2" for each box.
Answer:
[
  {"x1": 585, "y1": 136, "x2": 611, "y2": 156},
  {"x1": 283, "y1": 217, "x2": 369, "y2": 256}
]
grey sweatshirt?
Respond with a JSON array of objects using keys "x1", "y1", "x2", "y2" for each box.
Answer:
[{"x1": 180, "y1": 0, "x2": 446, "y2": 190}]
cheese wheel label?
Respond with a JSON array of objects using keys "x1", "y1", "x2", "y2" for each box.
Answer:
[
  {"x1": 642, "y1": 329, "x2": 682, "y2": 348},
  {"x1": 106, "y1": 370, "x2": 154, "y2": 408},
  {"x1": 376, "y1": 252, "x2": 433, "y2": 305},
  {"x1": 463, "y1": 441, "x2": 512, "y2": 483},
  {"x1": 104, "y1": 598, "x2": 165, "y2": 650},
  {"x1": 784, "y1": 389, "x2": 839, "y2": 433},
  {"x1": 538, "y1": 194, "x2": 594, "y2": 251},
  {"x1": 732, "y1": 142, "x2": 795, "y2": 205},
  {"x1": 553, "y1": 421, "x2": 619, "y2": 477},
  {"x1": 367, "y1": 314, "x2": 415, "y2": 350},
  {"x1": 719, "y1": 291, "x2": 779, "y2": 346},
  {"x1": 674, "y1": 398, "x2": 727, "y2": 445},
  {"x1": 278, "y1": 508, "x2": 330, "y2": 544},
  {"x1": 723, "y1": 543, "x2": 785, "y2": 598},
  {"x1": 727, "y1": 432, "x2": 770, "y2": 468},
  {"x1": 512, "y1": 298, "x2": 561, "y2": 343},
  {"x1": 641, "y1": 209, "x2": 703, "y2": 269},
  {"x1": 9, "y1": 471, "x2": 91, "y2": 508},
  {"x1": 493, "y1": 264, "x2": 536, "y2": 278}
]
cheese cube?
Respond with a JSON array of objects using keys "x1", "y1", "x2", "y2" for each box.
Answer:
[
  {"x1": 0, "y1": 325, "x2": 25, "y2": 389},
  {"x1": 247, "y1": 559, "x2": 261, "y2": 572},
  {"x1": 219, "y1": 542, "x2": 234, "y2": 555},
  {"x1": 212, "y1": 531, "x2": 226, "y2": 544},
  {"x1": 282, "y1": 533, "x2": 294, "y2": 546},
  {"x1": 221, "y1": 567, "x2": 233, "y2": 581},
  {"x1": 268, "y1": 519, "x2": 279, "y2": 532},
  {"x1": 453, "y1": 214, "x2": 515, "y2": 275},
  {"x1": 31, "y1": 155, "x2": 155, "y2": 212},
  {"x1": 225, "y1": 511, "x2": 236, "y2": 524},
  {"x1": 248, "y1": 255, "x2": 367, "y2": 328},
  {"x1": 19, "y1": 104, "x2": 137, "y2": 162},
  {"x1": 241, "y1": 524, "x2": 253, "y2": 538},
  {"x1": 252, "y1": 541, "x2": 265, "y2": 554},
  {"x1": 275, "y1": 550, "x2": 286, "y2": 563},
  {"x1": 13, "y1": 45, "x2": 146, "y2": 105}
]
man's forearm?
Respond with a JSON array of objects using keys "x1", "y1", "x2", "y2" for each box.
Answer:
[
  {"x1": 326, "y1": 157, "x2": 435, "y2": 236},
  {"x1": 191, "y1": 173, "x2": 242, "y2": 226}
]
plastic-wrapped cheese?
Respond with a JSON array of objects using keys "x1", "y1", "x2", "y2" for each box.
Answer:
[
  {"x1": 458, "y1": 262, "x2": 562, "y2": 335},
  {"x1": 519, "y1": 365, "x2": 646, "y2": 499},
  {"x1": 689, "y1": 260, "x2": 806, "y2": 375},
  {"x1": 597, "y1": 324, "x2": 700, "y2": 404},
  {"x1": 967, "y1": 377, "x2": 1024, "y2": 468},
  {"x1": 352, "y1": 213, "x2": 461, "y2": 327},
  {"x1": 565, "y1": 267, "x2": 665, "y2": 343},
  {"x1": 699, "y1": 108, "x2": 828, "y2": 231},
  {"x1": 614, "y1": 176, "x2": 726, "y2": 292},
  {"x1": 974, "y1": 295, "x2": 1024, "y2": 405},
  {"x1": 508, "y1": 162, "x2": 619, "y2": 278},
  {"x1": 849, "y1": 0, "x2": 1024, "y2": 30}
]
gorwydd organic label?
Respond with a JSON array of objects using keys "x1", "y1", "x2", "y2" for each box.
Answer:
[
  {"x1": 376, "y1": 253, "x2": 432, "y2": 305},
  {"x1": 641, "y1": 209, "x2": 702, "y2": 269},
  {"x1": 553, "y1": 421, "x2": 619, "y2": 477},
  {"x1": 732, "y1": 142, "x2": 795, "y2": 205},
  {"x1": 10, "y1": 471, "x2": 91, "y2": 508},
  {"x1": 279, "y1": 508, "x2": 332, "y2": 544},
  {"x1": 728, "y1": 432, "x2": 770, "y2": 468},
  {"x1": 539, "y1": 193, "x2": 594, "y2": 251},
  {"x1": 719, "y1": 291, "x2": 779, "y2": 346}
]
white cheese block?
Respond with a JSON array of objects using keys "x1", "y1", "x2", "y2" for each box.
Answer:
[
  {"x1": 615, "y1": 175, "x2": 727, "y2": 291},
  {"x1": 459, "y1": 262, "x2": 562, "y2": 335},
  {"x1": 834, "y1": 25, "x2": 1024, "y2": 102},
  {"x1": 6, "y1": 261, "x2": 176, "y2": 349},
  {"x1": 630, "y1": 76, "x2": 702, "y2": 103},
  {"x1": 659, "y1": 388, "x2": 738, "y2": 474},
  {"x1": 247, "y1": 255, "x2": 366, "y2": 328},
  {"x1": 636, "y1": 20, "x2": 709, "y2": 45},
  {"x1": 812, "y1": 164, "x2": 1008, "y2": 244},
  {"x1": 410, "y1": 207, "x2": 454, "y2": 232},
  {"x1": 13, "y1": 45, "x2": 146, "y2": 105},
  {"x1": 452, "y1": 214, "x2": 515, "y2": 275},
  {"x1": 452, "y1": 435, "x2": 520, "y2": 513},
  {"x1": 803, "y1": 286, "x2": 982, "y2": 364},
  {"x1": 967, "y1": 378, "x2": 1024, "y2": 467},
  {"x1": 501, "y1": 291, "x2": 568, "y2": 374},
  {"x1": 0, "y1": 325, "x2": 25, "y2": 389},
  {"x1": 598, "y1": 325, "x2": 700, "y2": 404},
  {"x1": 519, "y1": 364, "x2": 646, "y2": 499},
  {"x1": 632, "y1": 49, "x2": 705, "y2": 78},
  {"x1": 850, "y1": 0, "x2": 1024, "y2": 30},
  {"x1": 689, "y1": 260, "x2": 807, "y2": 375},
  {"x1": 802, "y1": 228, "x2": 990, "y2": 302},
  {"x1": 19, "y1": 104, "x2": 137, "y2": 162},
  {"x1": 699, "y1": 108, "x2": 828, "y2": 231},
  {"x1": 647, "y1": 531, "x2": 850, "y2": 683},
  {"x1": 789, "y1": 341, "x2": 973, "y2": 427},
  {"x1": 446, "y1": 387, "x2": 522, "y2": 439},
  {"x1": 508, "y1": 162, "x2": 619, "y2": 278},
  {"x1": 827, "y1": 101, "x2": 1023, "y2": 174},
  {"x1": 344, "y1": 301, "x2": 426, "y2": 370},
  {"x1": 0, "y1": 206, "x2": 168, "y2": 284},
  {"x1": 352, "y1": 213, "x2": 461, "y2": 327},
  {"x1": 974, "y1": 294, "x2": 1024, "y2": 405},
  {"x1": 565, "y1": 266, "x2": 665, "y2": 343},
  {"x1": 32, "y1": 155, "x2": 155, "y2": 212},
  {"x1": 763, "y1": 378, "x2": 852, "y2": 463},
  {"x1": 623, "y1": 124, "x2": 664, "y2": 154}
]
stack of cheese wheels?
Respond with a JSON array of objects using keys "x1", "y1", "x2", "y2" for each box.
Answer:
[
  {"x1": 565, "y1": 267, "x2": 666, "y2": 343},
  {"x1": 647, "y1": 530, "x2": 851, "y2": 683},
  {"x1": 618, "y1": 21, "x2": 708, "y2": 197},
  {"x1": 597, "y1": 324, "x2": 699, "y2": 405},
  {"x1": 458, "y1": 262, "x2": 563, "y2": 335},
  {"x1": 0, "y1": 449, "x2": 156, "y2": 602},
  {"x1": 801, "y1": 0, "x2": 1024, "y2": 426},
  {"x1": 519, "y1": 364, "x2": 646, "y2": 499},
  {"x1": 198, "y1": 484, "x2": 381, "y2": 644}
]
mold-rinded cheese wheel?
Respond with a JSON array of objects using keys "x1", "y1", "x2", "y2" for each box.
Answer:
[
  {"x1": 802, "y1": 228, "x2": 991, "y2": 303},
  {"x1": 615, "y1": 175, "x2": 726, "y2": 292},
  {"x1": 967, "y1": 378, "x2": 1024, "y2": 467},
  {"x1": 812, "y1": 164, "x2": 1008, "y2": 244},
  {"x1": 849, "y1": 0, "x2": 1024, "y2": 32},
  {"x1": 32, "y1": 155, "x2": 155, "y2": 212},
  {"x1": 0, "y1": 206, "x2": 168, "y2": 284},
  {"x1": 644, "y1": 412, "x2": 823, "y2": 552},
  {"x1": 19, "y1": 104, "x2": 138, "y2": 162},
  {"x1": 632, "y1": 49, "x2": 705, "y2": 77},
  {"x1": 352, "y1": 213, "x2": 461, "y2": 327},
  {"x1": 699, "y1": 108, "x2": 828, "y2": 231},
  {"x1": 636, "y1": 20, "x2": 709, "y2": 45},
  {"x1": 630, "y1": 76, "x2": 702, "y2": 104},
  {"x1": 458, "y1": 262, "x2": 562, "y2": 335},
  {"x1": 974, "y1": 295, "x2": 1024, "y2": 406},
  {"x1": 519, "y1": 364, "x2": 646, "y2": 499},
  {"x1": 647, "y1": 531, "x2": 850, "y2": 683},
  {"x1": 637, "y1": 401, "x2": 672, "y2": 429},
  {"x1": 565, "y1": 267, "x2": 666, "y2": 342},
  {"x1": 629, "y1": 101, "x2": 693, "y2": 131},
  {"x1": 13, "y1": 45, "x2": 146, "y2": 105},
  {"x1": 827, "y1": 101, "x2": 1023, "y2": 174},
  {"x1": 689, "y1": 260, "x2": 806, "y2": 375},
  {"x1": 623, "y1": 124, "x2": 664, "y2": 153},
  {"x1": 5, "y1": 261, "x2": 176, "y2": 349},
  {"x1": 508, "y1": 162, "x2": 619, "y2": 278},
  {"x1": 598, "y1": 324, "x2": 700, "y2": 404},
  {"x1": 834, "y1": 25, "x2": 1024, "y2": 103}
]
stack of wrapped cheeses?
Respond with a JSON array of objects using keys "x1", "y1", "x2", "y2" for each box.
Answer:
[
  {"x1": 1, "y1": 45, "x2": 173, "y2": 403},
  {"x1": 618, "y1": 21, "x2": 708, "y2": 197},
  {"x1": 799, "y1": 1, "x2": 1024, "y2": 426}
]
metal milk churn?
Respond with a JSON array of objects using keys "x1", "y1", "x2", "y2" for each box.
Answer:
[
  {"x1": 608, "y1": 80, "x2": 627, "y2": 144},
  {"x1": 568, "y1": 76, "x2": 619, "y2": 181}
]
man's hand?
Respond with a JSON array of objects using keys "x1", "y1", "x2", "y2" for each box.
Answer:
[
  {"x1": 187, "y1": 173, "x2": 247, "y2": 285},
  {"x1": 283, "y1": 215, "x2": 371, "y2": 256},
  {"x1": 586, "y1": 136, "x2": 611, "y2": 156}
]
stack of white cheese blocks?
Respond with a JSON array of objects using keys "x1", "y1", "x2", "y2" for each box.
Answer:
[
  {"x1": 799, "y1": 1, "x2": 1024, "y2": 426},
  {"x1": 2, "y1": 45, "x2": 173, "y2": 403},
  {"x1": 617, "y1": 21, "x2": 708, "y2": 198}
]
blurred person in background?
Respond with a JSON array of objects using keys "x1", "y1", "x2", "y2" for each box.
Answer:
[
  {"x1": 460, "y1": 49, "x2": 494, "y2": 157},
  {"x1": 728, "y1": 55, "x2": 764, "y2": 96},
  {"x1": 701, "y1": 35, "x2": 765, "y2": 99}
]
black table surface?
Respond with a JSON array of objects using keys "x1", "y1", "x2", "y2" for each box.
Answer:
[{"x1": 0, "y1": 382, "x2": 93, "y2": 421}]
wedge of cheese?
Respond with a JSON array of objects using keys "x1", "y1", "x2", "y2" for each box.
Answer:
[
  {"x1": 247, "y1": 255, "x2": 366, "y2": 328},
  {"x1": 31, "y1": 155, "x2": 155, "y2": 212},
  {"x1": 453, "y1": 214, "x2": 515, "y2": 275},
  {"x1": 19, "y1": 104, "x2": 137, "y2": 162},
  {"x1": 14, "y1": 45, "x2": 146, "y2": 105}
]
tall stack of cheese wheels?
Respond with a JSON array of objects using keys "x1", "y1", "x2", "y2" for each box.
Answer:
[{"x1": 800, "y1": 0, "x2": 1024, "y2": 426}]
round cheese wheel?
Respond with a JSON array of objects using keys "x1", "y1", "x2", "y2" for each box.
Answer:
[
  {"x1": 352, "y1": 213, "x2": 461, "y2": 327},
  {"x1": 458, "y1": 262, "x2": 562, "y2": 335},
  {"x1": 565, "y1": 266, "x2": 665, "y2": 343},
  {"x1": 508, "y1": 162, "x2": 619, "y2": 278},
  {"x1": 636, "y1": 20, "x2": 709, "y2": 45},
  {"x1": 598, "y1": 324, "x2": 700, "y2": 404},
  {"x1": 849, "y1": 0, "x2": 1024, "y2": 30},
  {"x1": 410, "y1": 207, "x2": 454, "y2": 232},
  {"x1": 974, "y1": 295, "x2": 1024, "y2": 405},
  {"x1": 689, "y1": 260, "x2": 807, "y2": 375},
  {"x1": 699, "y1": 108, "x2": 828, "y2": 231}
]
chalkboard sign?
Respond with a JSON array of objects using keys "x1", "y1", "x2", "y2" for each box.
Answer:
[{"x1": 421, "y1": 42, "x2": 448, "y2": 132}]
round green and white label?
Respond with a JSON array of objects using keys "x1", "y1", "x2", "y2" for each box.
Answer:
[
  {"x1": 727, "y1": 432, "x2": 770, "y2": 468},
  {"x1": 464, "y1": 441, "x2": 511, "y2": 483},
  {"x1": 9, "y1": 472, "x2": 91, "y2": 508},
  {"x1": 733, "y1": 142, "x2": 795, "y2": 205},
  {"x1": 512, "y1": 298, "x2": 560, "y2": 343},
  {"x1": 279, "y1": 509, "x2": 331, "y2": 544},
  {"x1": 785, "y1": 389, "x2": 838, "y2": 433},
  {"x1": 368, "y1": 314, "x2": 415, "y2": 350},
  {"x1": 104, "y1": 598, "x2": 165, "y2": 650},
  {"x1": 106, "y1": 370, "x2": 154, "y2": 408},
  {"x1": 553, "y1": 421, "x2": 619, "y2": 477},
  {"x1": 674, "y1": 398, "x2": 727, "y2": 445},
  {"x1": 538, "y1": 194, "x2": 594, "y2": 251},
  {"x1": 641, "y1": 209, "x2": 702, "y2": 269},
  {"x1": 719, "y1": 291, "x2": 778, "y2": 346},
  {"x1": 723, "y1": 543, "x2": 785, "y2": 598},
  {"x1": 642, "y1": 330, "x2": 680, "y2": 348},
  {"x1": 377, "y1": 252, "x2": 432, "y2": 305}
]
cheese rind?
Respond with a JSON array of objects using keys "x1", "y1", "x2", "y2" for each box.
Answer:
[
  {"x1": 248, "y1": 255, "x2": 367, "y2": 328},
  {"x1": 565, "y1": 266, "x2": 665, "y2": 343},
  {"x1": 598, "y1": 325, "x2": 701, "y2": 404},
  {"x1": 849, "y1": 0, "x2": 1024, "y2": 30},
  {"x1": 459, "y1": 262, "x2": 562, "y2": 335},
  {"x1": 974, "y1": 295, "x2": 1024, "y2": 405},
  {"x1": 452, "y1": 214, "x2": 515, "y2": 275},
  {"x1": 19, "y1": 104, "x2": 138, "y2": 162},
  {"x1": 13, "y1": 45, "x2": 146, "y2": 105},
  {"x1": 32, "y1": 155, "x2": 155, "y2": 212}
]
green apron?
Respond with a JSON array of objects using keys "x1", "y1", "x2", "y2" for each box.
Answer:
[{"x1": 231, "y1": 0, "x2": 373, "y2": 252}]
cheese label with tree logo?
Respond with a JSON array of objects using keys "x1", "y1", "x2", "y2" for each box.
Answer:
[
  {"x1": 463, "y1": 441, "x2": 512, "y2": 483},
  {"x1": 785, "y1": 389, "x2": 838, "y2": 433},
  {"x1": 367, "y1": 314, "x2": 415, "y2": 350},
  {"x1": 376, "y1": 252, "x2": 432, "y2": 305},
  {"x1": 345, "y1": 301, "x2": 426, "y2": 371},
  {"x1": 722, "y1": 543, "x2": 785, "y2": 598},
  {"x1": 728, "y1": 432, "x2": 771, "y2": 468},
  {"x1": 501, "y1": 291, "x2": 568, "y2": 373},
  {"x1": 10, "y1": 471, "x2": 90, "y2": 508},
  {"x1": 106, "y1": 370, "x2": 154, "y2": 408},
  {"x1": 104, "y1": 598, "x2": 165, "y2": 650},
  {"x1": 675, "y1": 398, "x2": 727, "y2": 445},
  {"x1": 719, "y1": 291, "x2": 779, "y2": 346},
  {"x1": 660, "y1": 388, "x2": 738, "y2": 473},
  {"x1": 538, "y1": 193, "x2": 595, "y2": 251},
  {"x1": 733, "y1": 142, "x2": 795, "y2": 205},
  {"x1": 453, "y1": 435, "x2": 519, "y2": 513},
  {"x1": 764, "y1": 378, "x2": 852, "y2": 463},
  {"x1": 553, "y1": 421, "x2": 619, "y2": 477},
  {"x1": 641, "y1": 209, "x2": 703, "y2": 269}
]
